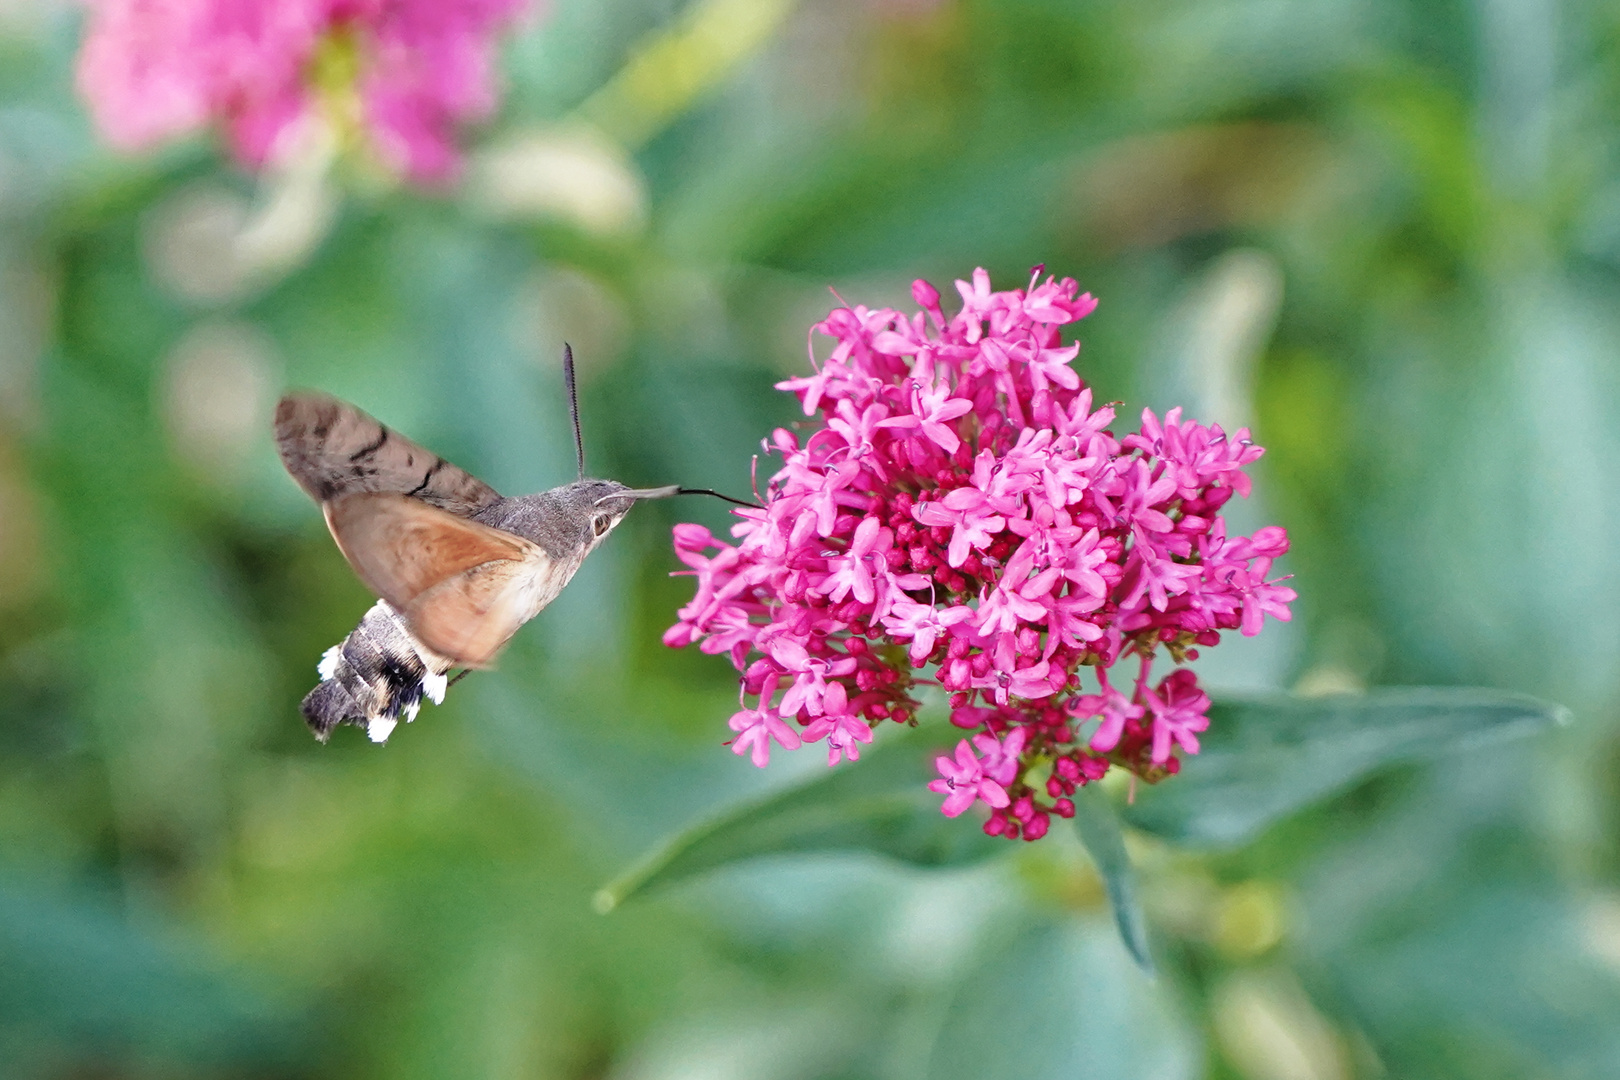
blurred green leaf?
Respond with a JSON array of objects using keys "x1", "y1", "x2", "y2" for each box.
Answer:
[
  {"x1": 924, "y1": 916, "x2": 1198, "y2": 1080},
  {"x1": 0, "y1": 882, "x2": 308, "y2": 1074},
  {"x1": 1313, "y1": 889, "x2": 1620, "y2": 1079},
  {"x1": 595, "y1": 725, "x2": 1003, "y2": 911},
  {"x1": 1070, "y1": 786, "x2": 1153, "y2": 973},
  {"x1": 1290, "y1": 747, "x2": 1620, "y2": 1079},
  {"x1": 1125, "y1": 688, "x2": 1569, "y2": 848}
]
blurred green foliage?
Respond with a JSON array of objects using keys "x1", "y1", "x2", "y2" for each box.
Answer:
[{"x1": 1, "y1": 0, "x2": 1619, "y2": 1077}]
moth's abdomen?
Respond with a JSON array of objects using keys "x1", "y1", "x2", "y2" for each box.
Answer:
[{"x1": 300, "y1": 601, "x2": 452, "y2": 743}]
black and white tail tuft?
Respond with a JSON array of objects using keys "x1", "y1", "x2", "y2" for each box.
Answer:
[{"x1": 300, "y1": 601, "x2": 452, "y2": 743}]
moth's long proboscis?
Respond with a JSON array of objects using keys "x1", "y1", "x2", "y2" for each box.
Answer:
[
  {"x1": 600, "y1": 485, "x2": 761, "y2": 509},
  {"x1": 676, "y1": 487, "x2": 762, "y2": 509}
]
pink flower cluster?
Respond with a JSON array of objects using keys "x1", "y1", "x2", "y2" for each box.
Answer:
[
  {"x1": 667, "y1": 268, "x2": 1295, "y2": 841},
  {"x1": 75, "y1": 0, "x2": 531, "y2": 181}
]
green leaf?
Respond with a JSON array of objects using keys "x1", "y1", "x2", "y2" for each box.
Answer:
[
  {"x1": 1125, "y1": 688, "x2": 1569, "y2": 848},
  {"x1": 0, "y1": 882, "x2": 308, "y2": 1072},
  {"x1": 595, "y1": 726, "x2": 1003, "y2": 911},
  {"x1": 924, "y1": 917, "x2": 1198, "y2": 1080},
  {"x1": 1070, "y1": 787, "x2": 1154, "y2": 973}
]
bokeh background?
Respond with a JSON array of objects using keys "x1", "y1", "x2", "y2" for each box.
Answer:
[{"x1": 2, "y1": 0, "x2": 1620, "y2": 1077}]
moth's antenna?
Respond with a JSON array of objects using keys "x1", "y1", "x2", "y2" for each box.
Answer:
[{"x1": 564, "y1": 343, "x2": 585, "y2": 481}]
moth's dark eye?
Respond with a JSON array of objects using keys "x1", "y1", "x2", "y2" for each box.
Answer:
[{"x1": 593, "y1": 515, "x2": 611, "y2": 537}]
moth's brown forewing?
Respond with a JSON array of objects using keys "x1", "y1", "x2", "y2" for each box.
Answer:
[{"x1": 275, "y1": 393, "x2": 500, "y2": 517}]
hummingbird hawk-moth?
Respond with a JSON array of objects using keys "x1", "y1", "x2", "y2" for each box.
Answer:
[{"x1": 275, "y1": 347, "x2": 747, "y2": 744}]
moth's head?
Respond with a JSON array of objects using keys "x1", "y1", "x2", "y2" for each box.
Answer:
[{"x1": 560, "y1": 479, "x2": 680, "y2": 550}]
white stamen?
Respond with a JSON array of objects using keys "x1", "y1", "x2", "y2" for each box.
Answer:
[{"x1": 367, "y1": 715, "x2": 397, "y2": 743}]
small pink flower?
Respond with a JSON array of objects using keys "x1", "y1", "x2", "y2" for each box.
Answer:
[
  {"x1": 1225, "y1": 556, "x2": 1298, "y2": 637},
  {"x1": 883, "y1": 599, "x2": 974, "y2": 665},
  {"x1": 974, "y1": 726, "x2": 1027, "y2": 787},
  {"x1": 1143, "y1": 668, "x2": 1211, "y2": 764},
  {"x1": 815, "y1": 517, "x2": 892, "y2": 606},
  {"x1": 727, "y1": 707, "x2": 802, "y2": 767},
  {"x1": 878, "y1": 378, "x2": 974, "y2": 454},
  {"x1": 802, "y1": 711, "x2": 874, "y2": 765},
  {"x1": 778, "y1": 654, "x2": 859, "y2": 718},
  {"x1": 1071, "y1": 672, "x2": 1147, "y2": 753},
  {"x1": 929, "y1": 737, "x2": 1012, "y2": 817}
]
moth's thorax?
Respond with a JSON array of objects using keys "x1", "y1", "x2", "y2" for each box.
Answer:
[{"x1": 472, "y1": 478, "x2": 634, "y2": 558}]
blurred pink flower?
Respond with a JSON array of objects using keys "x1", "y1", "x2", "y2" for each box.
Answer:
[
  {"x1": 668, "y1": 266, "x2": 1294, "y2": 841},
  {"x1": 75, "y1": 0, "x2": 532, "y2": 181}
]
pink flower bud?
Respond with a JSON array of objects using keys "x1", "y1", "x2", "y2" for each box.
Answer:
[{"x1": 912, "y1": 279, "x2": 942, "y2": 312}]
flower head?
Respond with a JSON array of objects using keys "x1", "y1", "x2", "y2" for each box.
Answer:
[
  {"x1": 75, "y1": 0, "x2": 532, "y2": 182},
  {"x1": 668, "y1": 267, "x2": 1293, "y2": 840}
]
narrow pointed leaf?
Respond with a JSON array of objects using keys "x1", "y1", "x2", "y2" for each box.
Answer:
[
  {"x1": 596, "y1": 726, "x2": 1002, "y2": 911},
  {"x1": 1070, "y1": 786, "x2": 1154, "y2": 972},
  {"x1": 1125, "y1": 688, "x2": 1569, "y2": 848}
]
